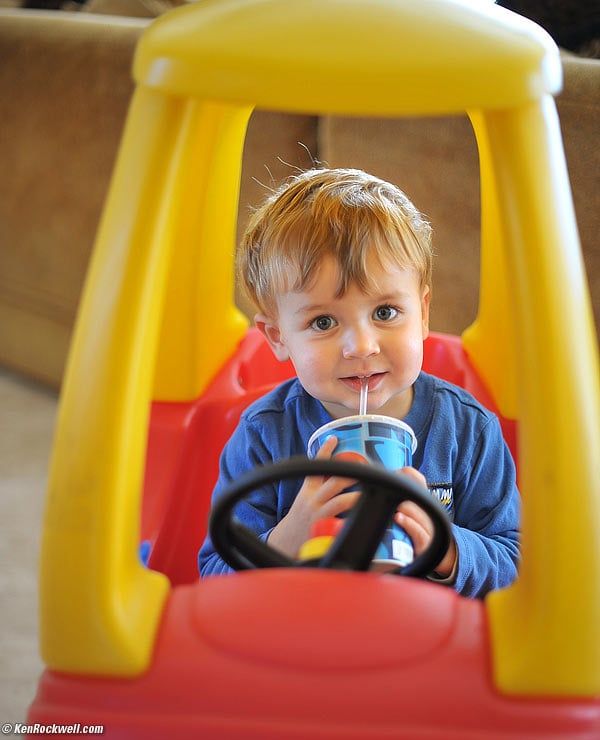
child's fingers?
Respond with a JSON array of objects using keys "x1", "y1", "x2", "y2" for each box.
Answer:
[
  {"x1": 324, "y1": 490, "x2": 360, "y2": 518},
  {"x1": 396, "y1": 500, "x2": 432, "y2": 529},
  {"x1": 312, "y1": 435, "x2": 357, "y2": 491},
  {"x1": 314, "y1": 435, "x2": 338, "y2": 459},
  {"x1": 316, "y1": 473, "x2": 357, "y2": 501},
  {"x1": 397, "y1": 466, "x2": 427, "y2": 489},
  {"x1": 395, "y1": 502, "x2": 436, "y2": 554}
]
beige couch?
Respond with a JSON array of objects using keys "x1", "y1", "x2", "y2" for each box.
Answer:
[{"x1": 0, "y1": 7, "x2": 598, "y2": 387}]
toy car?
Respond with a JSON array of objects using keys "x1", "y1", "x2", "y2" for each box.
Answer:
[{"x1": 27, "y1": 0, "x2": 600, "y2": 736}]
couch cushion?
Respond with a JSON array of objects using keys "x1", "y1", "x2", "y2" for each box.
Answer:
[
  {"x1": 0, "y1": 11, "x2": 148, "y2": 384},
  {"x1": 0, "y1": 10, "x2": 318, "y2": 385}
]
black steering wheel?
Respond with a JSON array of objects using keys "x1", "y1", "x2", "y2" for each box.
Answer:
[{"x1": 208, "y1": 457, "x2": 452, "y2": 578}]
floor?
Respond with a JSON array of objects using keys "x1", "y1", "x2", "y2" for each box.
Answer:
[{"x1": 0, "y1": 368, "x2": 57, "y2": 723}]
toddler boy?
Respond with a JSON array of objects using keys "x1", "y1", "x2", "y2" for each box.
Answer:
[{"x1": 199, "y1": 168, "x2": 519, "y2": 598}]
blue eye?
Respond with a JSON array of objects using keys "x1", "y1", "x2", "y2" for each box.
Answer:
[
  {"x1": 374, "y1": 305, "x2": 398, "y2": 321},
  {"x1": 311, "y1": 315, "x2": 336, "y2": 331}
]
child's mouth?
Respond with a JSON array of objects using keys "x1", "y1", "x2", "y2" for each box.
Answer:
[{"x1": 341, "y1": 373, "x2": 385, "y2": 392}]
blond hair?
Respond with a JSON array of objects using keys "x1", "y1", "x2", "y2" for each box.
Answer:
[{"x1": 238, "y1": 168, "x2": 433, "y2": 315}]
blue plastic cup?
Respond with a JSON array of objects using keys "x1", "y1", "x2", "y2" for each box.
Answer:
[{"x1": 307, "y1": 414, "x2": 417, "y2": 570}]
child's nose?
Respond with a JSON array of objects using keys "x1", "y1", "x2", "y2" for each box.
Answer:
[{"x1": 342, "y1": 326, "x2": 380, "y2": 359}]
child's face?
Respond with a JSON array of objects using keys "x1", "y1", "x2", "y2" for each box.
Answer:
[{"x1": 256, "y1": 252, "x2": 430, "y2": 419}]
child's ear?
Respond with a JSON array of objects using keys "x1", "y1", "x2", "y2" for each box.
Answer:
[
  {"x1": 421, "y1": 286, "x2": 431, "y2": 340},
  {"x1": 254, "y1": 313, "x2": 290, "y2": 362}
]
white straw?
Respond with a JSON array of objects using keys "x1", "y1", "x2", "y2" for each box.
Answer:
[{"x1": 359, "y1": 377, "x2": 368, "y2": 415}]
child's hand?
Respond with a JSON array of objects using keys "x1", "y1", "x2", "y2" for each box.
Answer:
[
  {"x1": 267, "y1": 436, "x2": 359, "y2": 558},
  {"x1": 394, "y1": 467, "x2": 457, "y2": 578}
]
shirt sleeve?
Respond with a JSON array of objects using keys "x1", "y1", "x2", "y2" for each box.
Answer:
[
  {"x1": 198, "y1": 414, "x2": 279, "y2": 577},
  {"x1": 451, "y1": 416, "x2": 520, "y2": 598}
]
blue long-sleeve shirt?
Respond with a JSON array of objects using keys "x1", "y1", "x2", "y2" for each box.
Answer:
[{"x1": 199, "y1": 372, "x2": 520, "y2": 598}]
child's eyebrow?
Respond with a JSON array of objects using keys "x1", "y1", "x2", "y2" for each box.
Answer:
[
  {"x1": 373, "y1": 291, "x2": 411, "y2": 303},
  {"x1": 294, "y1": 303, "x2": 331, "y2": 315},
  {"x1": 360, "y1": 290, "x2": 414, "y2": 306}
]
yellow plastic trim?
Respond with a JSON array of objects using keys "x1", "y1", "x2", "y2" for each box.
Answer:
[
  {"x1": 40, "y1": 88, "x2": 180, "y2": 674},
  {"x1": 462, "y1": 110, "x2": 518, "y2": 418},
  {"x1": 483, "y1": 98, "x2": 600, "y2": 696},
  {"x1": 152, "y1": 99, "x2": 250, "y2": 400},
  {"x1": 134, "y1": 0, "x2": 561, "y2": 115},
  {"x1": 40, "y1": 87, "x2": 250, "y2": 673}
]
